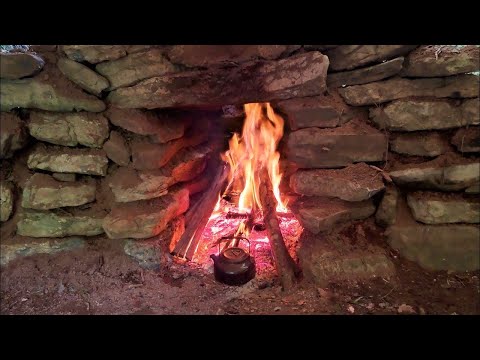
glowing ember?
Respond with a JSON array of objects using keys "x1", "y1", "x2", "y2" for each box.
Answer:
[
  {"x1": 222, "y1": 103, "x2": 287, "y2": 213},
  {"x1": 193, "y1": 198, "x2": 302, "y2": 276}
]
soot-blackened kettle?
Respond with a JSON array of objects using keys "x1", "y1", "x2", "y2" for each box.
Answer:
[{"x1": 210, "y1": 237, "x2": 256, "y2": 286}]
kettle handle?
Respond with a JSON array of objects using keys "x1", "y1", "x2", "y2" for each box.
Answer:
[{"x1": 217, "y1": 236, "x2": 251, "y2": 254}]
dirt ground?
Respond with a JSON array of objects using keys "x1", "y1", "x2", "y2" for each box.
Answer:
[{"x1": 1, "y1": 232, "x2": 479, "y2": 315}]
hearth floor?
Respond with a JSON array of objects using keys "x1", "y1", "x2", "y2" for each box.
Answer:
[{"x1": 1, "y1": 226, "x2": 478, "y2": 315}]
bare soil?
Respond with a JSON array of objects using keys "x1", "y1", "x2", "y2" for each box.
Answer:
[{"x1": 1, "y1": 225, "x2": 478, "y2": 315}]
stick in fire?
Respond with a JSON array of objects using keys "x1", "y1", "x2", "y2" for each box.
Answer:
[{"x1": 259, "y1": 168, "x2": 300, "y2": 290}]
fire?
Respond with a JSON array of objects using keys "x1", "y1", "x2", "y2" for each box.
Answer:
[{"x1": 222, "y1": 103, "x2": 287, "y2": 213}]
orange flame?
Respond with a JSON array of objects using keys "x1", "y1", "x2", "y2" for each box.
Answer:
[
  {"x1": 222, "y1": 103, "x2": 287, "y2": 213},
  {"x1": 208, "y1": 194, "x2": 222, "y2": 221}
]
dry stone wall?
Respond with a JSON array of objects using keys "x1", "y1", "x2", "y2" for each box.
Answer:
[
  {"x1": 277, "y1": 45, "x2": 479, "y2": 276},
  {"x1": 0, "y1": 44, "x2": 478, "y2": 276}
]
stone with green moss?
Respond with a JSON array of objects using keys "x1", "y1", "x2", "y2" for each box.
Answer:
[
  {"x1": 57, "y1": 57, "x2": 110, "y2": 96},
  {"x1": 0, "y1": 237, "x2": 85, "y2": 266},
  {"x1": 1, "y1": 182, "x2": 14, "y2": 222},
  {"x1": 22, "y1": 173, "x2": 96, "y2": 210},
  {"x1": 28, "y1": 111, "x2": 109, "y2": 148},
  {"x1": 16, "y1": 209, "x2": 105, "y2": 238},
  {"x1": 0, "y1": 78, "x2": 105, "y2": 112}
]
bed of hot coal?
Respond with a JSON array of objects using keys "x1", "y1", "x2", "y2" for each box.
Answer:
[{"x1": 188, "y1": 196, "x2": 303, "y2": 282}]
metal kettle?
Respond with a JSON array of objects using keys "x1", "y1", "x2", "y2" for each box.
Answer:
[{"x1": 210, "y1": 237, "x2": 256, "y2": 286}]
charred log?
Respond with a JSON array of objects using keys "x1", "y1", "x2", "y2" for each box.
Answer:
[{"x1": 172, "y1": 163, "x2": 229, "y2": 260}]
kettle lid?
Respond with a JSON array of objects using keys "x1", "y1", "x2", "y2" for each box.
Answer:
[{"x1": 221, "y1": 247, "x2": 249, "y2": 263}]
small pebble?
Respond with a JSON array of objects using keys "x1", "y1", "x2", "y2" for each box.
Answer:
[
  {"x1": 317, "y1": 288, "x2": 329, "y2": 298},
  {"x1": 58, "y1": 282, "x2": 65, "y2": 295},
  {"x1": 347, "y1": 305, "x2": 355, "y2": 314},
  {"x1": 274, "y1": 306, "x2": 281, "y2": 312}
]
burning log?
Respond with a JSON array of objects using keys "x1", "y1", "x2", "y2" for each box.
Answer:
[
  {"x1": 172, "y1": 163, "x2": 229, "y2": 260},
  {"x1": 259, "y1": 169, "x2": 300, "y2": 290}
]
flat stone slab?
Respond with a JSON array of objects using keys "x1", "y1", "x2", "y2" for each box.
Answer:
[
  {"x1": 273, "y1": 90, "x2": 355, "y2": 130},
  {"x1": 57, "y1": 57, "x2": 110, "y2": 96},
  {"x1": 30, "y1": 45, "x2": 57, "y2": 52},
  {"x1": 167, "y1": 45, "x2": 299, "y2": 67},
  {"x1": 123, "y1": 238, "x2": 162, "y2": 271},
  {"x1": 27, "y1": 144, "x2": 109, "y2": 176},
  {"x1": 389, "y1": 154, "x2": 479, "y2": 191},
  {"x1": 0, "y1": 66, "x2": 106, "y2": 112},
  {"x1": 304, "y1": 45, "x2": 338, "y2": 51},
  {"x1": 62, "y1": 45, "x2": 129, "y2": 64},
  {"x1": 325, "y1": 45, "x2": 417, "y2": 71},
  {"x1": 286, "y1": 119, "x2": 387, "y2": 168},
  {"x1": 123, "y1": 216, "x2": 185, "y2": 270},
  {"x1": 17, "y1": 209, "x2": 105, "y2": 237},
  {"x1": 407, "y1": 191, "x2": 479, "y2": 224},
  {"x1": 105, "y1": 107, "x2": 186, "y2": 144},
  {"x1": 370, "y1": 99, "x2": 479, "y2": 131},
  {"x1": 451, "y1": 126, "x2": 480, "y2": 153},
  {"x1": 465, "y1": 184, "x2": 480, "y2": 194},
  {"x1": 0, "y1": 112, "x2": 28, "y2": 159},
  {"x1": 0, "y1": 236, "x2": 85, "y2": 267},
  {"x1": 387, "y1": 223, "x2": 480, "y2": 271},
  {"x1": 0, "y1": 52, "x2": 45, "y2": 79},
  {"x1": 290, "y1": 163, "x2": 384, "y2": 201},
  {"x1": 328, "y1": 57, "x2": 404, "y2": 88},
  {"x1": 298, "y1": 237, "x2": 395, "y2": 286},
  {"x1": 1, "y1": 182, "x2": 14, "y2": 222},
  {"x1": 21, "y1": 173, "x2": 96, "y2": 210},
  {"x1": 108, "y1": 145, "x2": 209, "y2": 202},
  {"x1": 96, "y1": 48, "x2": 178, "y2": 90},
  {"x1": 52, "y1": 173, "x2": 76, "y2": 182},
  {"x1": 339, "y1": 75, "x2": 479, "y2": 106},
  {"x1": 390, "y1": 132, "x2": 450, "y2": 157},
  {"x1": 103, "y1": 131, "x2": 131, "y2": 166},
  {"x1": 291, "y1": 197, "x2": 376, "y2": 234},
  {"x1": 102, "y1": 188, "x2": 189, "y2": 239},
  {"x1": 375, "y1": 185, "x2": 399, "y2": 227},
  {"x1": 28, "y1": 111, "x2": 109, "y2": 148},
  {"x1": 131, "y1": 123, "x2": 208, "y2": 170},
  {"x1": 402, "y1": 45, "x2": 479, "y2": 77},
  {"x1": 107, "y1": 51, "x2": 329, "y2": 109}
]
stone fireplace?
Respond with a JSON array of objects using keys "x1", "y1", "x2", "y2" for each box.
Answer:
[{"x1": 1, "y1": 45, "x2": 479, "y2": 312}]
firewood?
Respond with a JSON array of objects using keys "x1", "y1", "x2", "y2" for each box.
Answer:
[
  {"x1": 172, "y1": 163, "x2": 230, "y2": 260},
  {"x1": 258, "y1": 168, "x2": 300, "y2": 290}
]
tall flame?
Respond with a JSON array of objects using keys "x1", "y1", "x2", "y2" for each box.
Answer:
[{"x1": 222, "y1": 103, "x2": 287, "y2": 213}]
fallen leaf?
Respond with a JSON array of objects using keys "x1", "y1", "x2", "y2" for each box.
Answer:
[{"x1": 397, "y1": 304, "x2": 416, "y2": 314}]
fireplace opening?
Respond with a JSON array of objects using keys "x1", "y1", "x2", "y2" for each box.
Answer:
[{"x1": 172, "y1": 103, "x2": 303, "y2": 288}]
